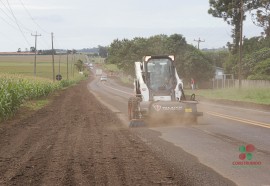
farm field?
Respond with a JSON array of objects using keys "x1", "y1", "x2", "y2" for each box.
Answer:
[
  {"x1": 0, "y1": 54, "x2": 89, "y2": 121},
  {"x1": 0, "y1": 54, "x2": 86, "y2": 80}
]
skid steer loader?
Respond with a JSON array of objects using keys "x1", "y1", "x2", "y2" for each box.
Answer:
[{"x1": 128, "y1": 55, "x2": 203, "y2": 127}]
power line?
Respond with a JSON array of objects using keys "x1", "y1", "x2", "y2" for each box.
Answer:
[
  {"x1": 0, "y1": 13, "x2": 19, "y2": 30},
  {"x1": 5, "y1": 0, "x2": 31, "y2": 46},
  {"x1": 0, "y1": 0, "x2": 32, "y2": 33},
  {"x1": 19, "y1": 0, "x2": 50, "y2": 35},
  {"x1": 0, "y1": 2, "x2": 17, "y2": 24}
]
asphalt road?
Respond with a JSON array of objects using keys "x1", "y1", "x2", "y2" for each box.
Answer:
[{"x1": 88, "y1": 75, "x2": 270, "y2": 186}]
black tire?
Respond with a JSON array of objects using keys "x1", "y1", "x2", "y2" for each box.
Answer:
[{"x1": 128, "y1": 97, "x2": 140, "y2": 121}]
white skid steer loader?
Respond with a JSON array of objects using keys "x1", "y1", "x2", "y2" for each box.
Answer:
[{"x1": 128, "y1": 55, "x2": 203, "y2": 127}]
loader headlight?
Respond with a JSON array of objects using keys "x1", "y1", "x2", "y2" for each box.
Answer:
[
  {"x1": 144, "y1": 56, "x2": 151, "y2": 61},
  {"x1": 168, "y1": 55, "x2": 174, "y2": 61}
]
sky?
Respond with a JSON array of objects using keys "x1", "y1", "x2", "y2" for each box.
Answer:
[{"x1": 0, "y1": 0, "x2": 264, "y2": 52}]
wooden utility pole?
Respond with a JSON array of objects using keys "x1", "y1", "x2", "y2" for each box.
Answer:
[
  {"x1": 73, "y1": 54, "x2": 76, "y2": 78},
  {"x1": 238, "y1": 0, "x2": 244, "y2": 88},
  {"x1": 66, "y1": 50, "x2": 69, "y2": 80},
  {"x1": 58, "y1": 54, "x2": 61, "y2": 75},
  {"x1": 51, "y1": 32, "x2": 55, "y2": 82},
  {"x1": 31, "y1": 31, "x2": 41, "y2": 77},
  {"x1": 194, "y1": 38, "x2": 205, "y2": 50},
  {"x1": 72, "y1": 54, "x2": 74, "y2": 78}
]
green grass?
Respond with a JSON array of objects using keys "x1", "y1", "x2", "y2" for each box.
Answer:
[
  {"x1": 103, "y1": 63, "x2": 120, "y2": 72},
  {"x1": 23, "y1": 99, "x2": 50, "y2": 111},
  {"x1": 185, "y1": 88, "x2": 270, "y2": 105}
]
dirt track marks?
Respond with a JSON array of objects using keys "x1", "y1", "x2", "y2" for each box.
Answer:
[{"x1": 0, "y1": 79, "x2": 178, "y2": 185}]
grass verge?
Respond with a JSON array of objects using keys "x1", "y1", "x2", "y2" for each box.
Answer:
[{"x1": 185, "y1": 88, "x2": 270, "y2": 105}]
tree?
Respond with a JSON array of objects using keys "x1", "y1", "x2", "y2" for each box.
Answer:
[
  {"x1": 30, "y1": 46, "x2": 35, "y2": 52},
  {"x1": 166, "y1": 34, "x2": 187, "y2": 55},
  {"x1": 66, "y1": 49, "x2": 73, "y2": 55},
  {"x1": 208, "y1": 0, "x2": 240, "y2": 54},
  {"x1": 242, "y1": 36, "x2": 262, "y2": 55},
  {"x1": 182, "y1": 50, "x2": 215, "y2": 83},
  {"x1": 74, "y1": 59, "x2": 85, "y2": 72},
  {"x1": 202, "y1": 49, "x2": 230, "y2": 68},
  {"x1": 208, "y1": 0, "x2": 256, "y2": 54},
  {"x1": 251, "y1": 0, "x2": 270, "y2": 37},
  {"x1": 248, "y1": 58, "x2": 270, "y2": 80},
  {"x1": 72, "y1": 49, "x2": 77, "y2": 54},
  {"x1": 242, "y1": 47, "x2": 270, "y2": 78},
  {"x1": 106, "y1": 34, "x2": 214, "y2": 82},
  {"x1": 98, "y1": 45, "x2": 108, "y2": 58}
]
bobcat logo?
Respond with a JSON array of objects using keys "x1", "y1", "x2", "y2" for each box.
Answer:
[{"x1": 153, "y1": 104, "x2": 162, "y2": 112}]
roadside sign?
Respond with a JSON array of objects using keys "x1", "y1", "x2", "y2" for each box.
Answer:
[{"x1": 56, "y1": 74, "x2": 62, "y2": 81}]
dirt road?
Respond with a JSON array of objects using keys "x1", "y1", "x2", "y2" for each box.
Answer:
[{"x1": 0, "y1": 78, "x2": 234, "y2": 186}]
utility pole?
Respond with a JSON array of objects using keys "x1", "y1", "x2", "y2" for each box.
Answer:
[
  {"x1": 238, "y1": 0, "x2": 244, "y2": 88},
  {"x1": 66, "y1": 50, "x2": 69, "y2": 80},
  {"x1": 31, "y1": 31, "x2": 41, "y2": 77},
  {"x1": 51, "y1": 32, "x2": 55, "y2": 82},
  {"x1": 58, "y1": 53, "x2": 61, "y2": 75},
  {"x1": 71, "y1": 52, "x2": 73, "y2": 79},
  {"x1": 72, "y1": 54, "x2": 74, "y2": 78},
  {"x1": 194, "y1": 38, "x2": 205, "y2": 50},
  {"x1": 73, "y1": 54, "x2": 76, "y2": 78}
]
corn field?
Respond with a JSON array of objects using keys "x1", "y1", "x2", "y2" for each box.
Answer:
[{"x1": 0, "y1": 74, "x2": 85, "y2": 121}]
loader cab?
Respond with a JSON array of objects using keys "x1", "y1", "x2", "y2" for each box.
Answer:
[{"x1": 143, "y1": 56, "x2": 177, "y2": 100}]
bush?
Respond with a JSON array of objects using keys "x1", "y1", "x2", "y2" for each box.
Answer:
[{"x1": 248, "y1": 58, "x2": 270, "y2": 80}]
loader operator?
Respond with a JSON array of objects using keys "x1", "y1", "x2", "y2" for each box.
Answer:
[{"x1": 150, "y1": 62, "x2": 173, "y2": 91}]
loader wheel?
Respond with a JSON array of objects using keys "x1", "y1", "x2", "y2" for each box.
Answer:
[
  {"x1": 190, "y1": 94, "x2": 196, "y2": 101},
  {"x1": 128, "y1": 97, "x2": 140, "y2": 120}
]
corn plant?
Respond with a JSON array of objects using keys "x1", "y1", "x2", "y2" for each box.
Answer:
[
  {"x1": 0, "y1": 73, "x2": 86, "y2": 121},
  {"x1": 0, "y1": 74, "x2": 58, "y2": 121}
]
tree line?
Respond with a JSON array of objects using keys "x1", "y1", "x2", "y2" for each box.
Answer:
[
  {"x1": 103, "y1": 0, "x2": 269, "y2": 81},
  {"x1": 105, "y1": 34, "x2": 214, "y2": 84}
]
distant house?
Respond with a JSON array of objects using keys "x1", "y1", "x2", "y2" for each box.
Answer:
[{"x1": 215, "y1": 67, "x2": 224, "y2": 79}]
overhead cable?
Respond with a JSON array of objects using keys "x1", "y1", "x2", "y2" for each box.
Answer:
[
  {"x1": 19, "y1": 0, "x2": 50, "y2": 35},
  {"x1": 5, "y1": 0, "x2": 31, "y2": 46}
]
